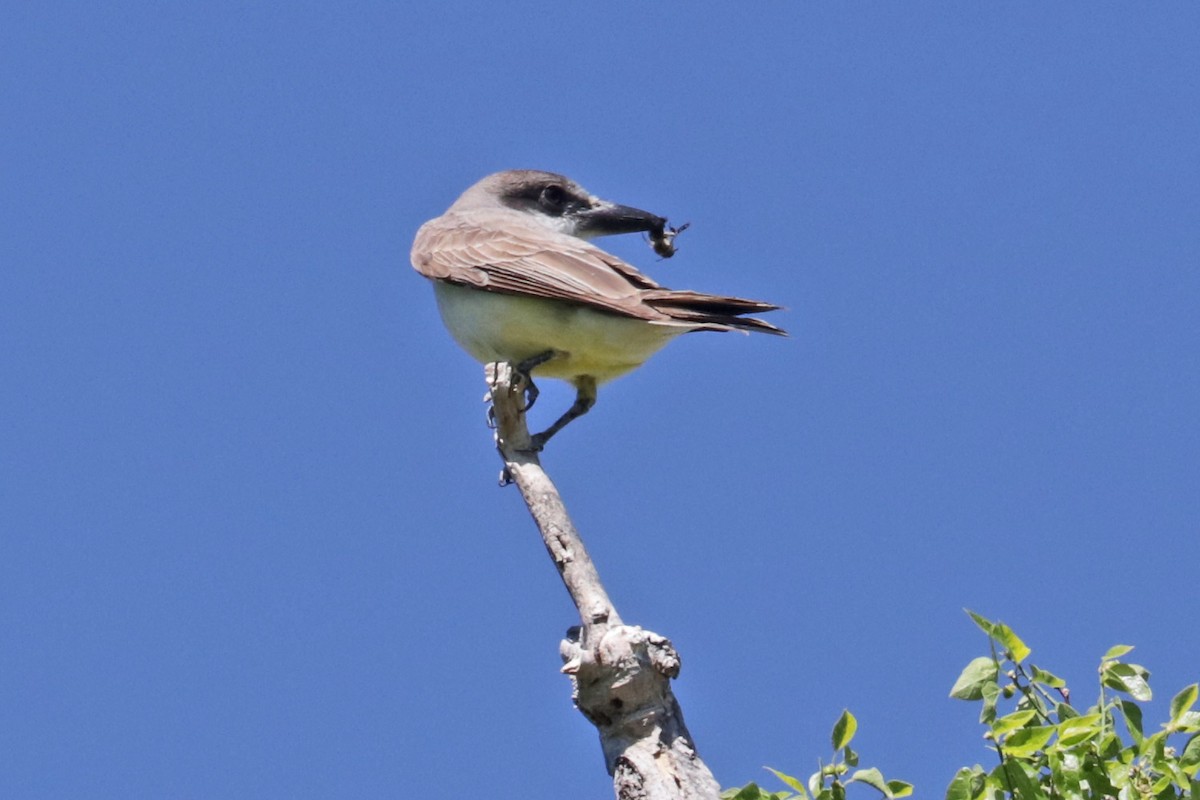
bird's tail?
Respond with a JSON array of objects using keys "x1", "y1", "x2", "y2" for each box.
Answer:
[{"x1": 643, "y1": 289, "x2": 787, "y2": 336}]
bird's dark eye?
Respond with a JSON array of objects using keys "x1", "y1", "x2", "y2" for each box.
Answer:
[{"x1": 539, "y1": 185, "x2": 568, "y2": 213}]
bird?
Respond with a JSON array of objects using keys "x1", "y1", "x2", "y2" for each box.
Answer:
[{"x1": 410, "y1": 169, "x2": 785, "y2": 450}]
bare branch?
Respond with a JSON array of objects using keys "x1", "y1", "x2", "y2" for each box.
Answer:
[{"x1": 486, "y1": 363, "x2": 720, "y2": 800}]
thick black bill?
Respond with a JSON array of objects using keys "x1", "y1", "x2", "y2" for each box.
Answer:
[{"x1": 573, "y1": 201, "x2": 667, "y2": 238}]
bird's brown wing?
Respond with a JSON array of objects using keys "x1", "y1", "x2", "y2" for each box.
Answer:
[{"x1": 411, "y1": 211, "x2": 786, "y2": 334}]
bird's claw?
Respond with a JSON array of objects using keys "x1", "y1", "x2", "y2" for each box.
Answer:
[
  {"x1": 514, "y1": 372, "x2": 539, "y2": 413},
  {"x1": 498, "y1": 465, "x2": 514, "y2": 487},
  {"x1": 513, "y1": 350, "x2": 560, "y2": 412}
]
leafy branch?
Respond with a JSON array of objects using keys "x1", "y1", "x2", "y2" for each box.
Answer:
[
  {"x1": 722, "y1": 710, "x2": 912, "y2": 800},
  {"x1": 724, "y1": 613, "x2": 1199, "y2": 800},
  {"x1": 947, "y1": 611, "x2": 1199, "y2": 800}
]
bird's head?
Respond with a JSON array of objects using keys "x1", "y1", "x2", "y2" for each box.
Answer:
[{"x1": 449, "y1": 170, "x2": 668, "y2": 241}]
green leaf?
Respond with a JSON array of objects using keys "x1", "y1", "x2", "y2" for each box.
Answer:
[
  {"x1": 1161, "y1": 757, "x2": 1191, "y2": 788},
  {"x1": 996, "y1": 759, "x2": 1041, "y2": 800},
  {"x1": 1097, "y1": 731, "x2": 1122, "y2": 760},
  {"x1": 968, "y1": 770, "x2": 987, "y2": 799},
  {"x1": 1056, "y1": 713, "x2": 1103, "y2": 747},
  {"x1": 979, "y1": 680, "x2": 1000, "y2": 725},
  {"x1": 1118, "y1": 699, "x2": 1144, "y2": 746},
  {"x1": 1082, "y1": 760, "x2": 1118, "y2": 798},
  {"x1": 885, "y1": 780, "x2": 913, "y2": 798},
  {"x1": 842, "y1": 746, "x2": 859, "y2": 767},
  {"x1": 992, "y1": 622, "x2": 1031, "y2": 663},
  {"x1": 992, "y1": 709, "x2": 1039, "y2": 736},
  {"x1": 1048, "y1": 750, "x2": 1083, "y2": 800},
  {"x1": 1030, "y1": 666, "x2": 1066, "y2": 689},
  {"x1": 1002, "y1": 724, "x2": 1056, "y2": 756},
  {"x1": 1175, "y1": 710, "x2": 1200, "y2": 733},
  {"x1": 1170, "y1": 683, "x2": 1199, "y2": 725},
  {"x1": 831, "y1": 710, "x2": 857, "y2": 751},
  {"x1": 1102, "y1": 662, "x2": 1153, "y2": 701},
  {"x1": 965, "y1": 611, "x2": 1030, "y2": 662},
  {"x1": 1055, "y1": 701, "x2": 1078, "y2": 722},
  {"x1": 808, "y1": 769, "x2": 823, "y2": 798},
  {"x1": 1149, "y1": 771, "x2": 1173, "y2": 794},
  {"x1": 1101, "y1": 644, "x2": 1135, "y2": 661},
  {"x1": 943, "y1": 769, "x2": 971, "y2": 800},
  {"x1": 944, "y1": 767, "x2": 983, "y2": 800},
  {"x1": 847, "y1": 768, "x2": 888, "y2": 795},
  {"x1": 721, "y1": 784, "x2": 771, "y2": 800},
  {"x1": 1180, "y1": 733, "x2": 1200, "y2": 776},
  {"x1": 766, "y1": 768, "x2": 808, "y2": 797},
  {"x1": 966, "y1": 609, "x2": 996, "y2": 638},
  {"x1": 950, "y1": 657, "x2": 999, "y2": 701},
  {"x1": 1143, "y1": 730, "x2": 1168, "y2": 761}
]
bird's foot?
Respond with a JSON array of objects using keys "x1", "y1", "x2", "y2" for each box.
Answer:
[
  {"x1": 521, "y1": 377, "x2": 596, "y2": 453},
  {"x1": 513, "y1": 372, "x2": 539, "y2": 413},
  {"x1": 513, "y1": 350, "x2": 561, "y2": 412}
]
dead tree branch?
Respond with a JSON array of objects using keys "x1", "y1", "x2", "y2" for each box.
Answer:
[{"x1": 485, "y1": 362, "x2": 720, "y2": 800}]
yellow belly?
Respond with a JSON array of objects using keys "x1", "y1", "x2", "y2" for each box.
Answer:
[{"x1": 432, "y1": 282, "x2": 686, "y2": 384}]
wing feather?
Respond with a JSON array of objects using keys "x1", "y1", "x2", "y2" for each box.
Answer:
[{"x1": 411, "y1": 209, "x2": 786, "y2": 335}]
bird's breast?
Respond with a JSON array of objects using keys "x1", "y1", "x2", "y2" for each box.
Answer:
[{"x1": 431, "y1": 281, "x2": 684, "y2": 384}]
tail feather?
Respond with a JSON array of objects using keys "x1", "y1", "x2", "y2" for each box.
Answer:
[
  {"x1": 659, "y1": 309, "x2": 787, "y2": 335},
  {"x1": 643, "y1": 289, "x2": 787, "y2": 335}
]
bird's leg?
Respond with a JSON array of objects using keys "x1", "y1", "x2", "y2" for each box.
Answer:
[
  {"x1": 528, "y1": 376, "x2": 597, "y2": 452},
  {"x1": 514, "y1": 350, "x2": 561, "y2": 412}
]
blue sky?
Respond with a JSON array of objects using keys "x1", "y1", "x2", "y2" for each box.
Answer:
[{"x1": 3, "y1": 4, "x2": 1198, "y2": 798}]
